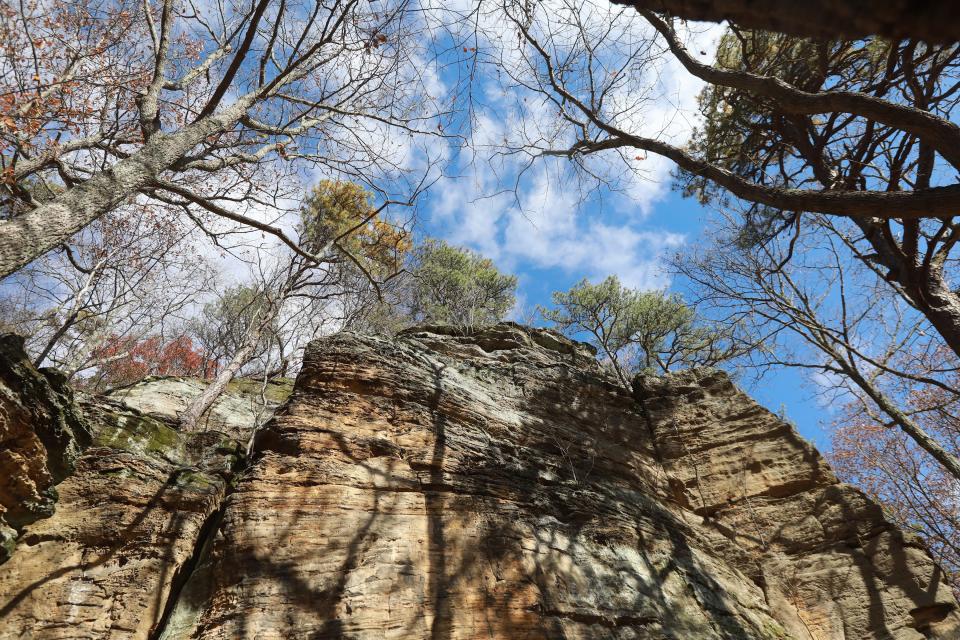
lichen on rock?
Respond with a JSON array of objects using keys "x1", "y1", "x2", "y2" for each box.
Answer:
[{"x1": 108, "y1": 375, "x2": 293, "y2": 441}]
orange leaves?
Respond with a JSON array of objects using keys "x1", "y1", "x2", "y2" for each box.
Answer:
[
  {"x1": 92, "y1": 334, "x2": 217, "y2": 387},
  {"x1": 826, "y1": 346, "x2": 960, "y2": 597},
  {"x1": 0, "y1": 0, "x2": 155, "y2": 172},
  {"x1": 364, "y1": 32, "x2": 389, "y2": 52},
  {"x1": 300, "y1": 180, "x2": 410, "y2": 276}
]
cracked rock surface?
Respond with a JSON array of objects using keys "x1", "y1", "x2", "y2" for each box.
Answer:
[
  {"x1": 0, "y1": 360, "x2": 252, "y2": 638},
  {"x1": 1, "y1": 324, "x2": 958, "y2": 639},
  {"x1": 157, "y1": 325, "x2": 960, "y2": 639}
]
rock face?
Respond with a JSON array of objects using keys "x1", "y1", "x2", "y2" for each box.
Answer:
[
  {"x1": 0, "y1": 368, "x2": 269, "y2": 637},
  {"x1": 635, "y1": 372, "x2": 960, "y2": 639},
  {"x1": 0, "y1": 335, "x2": 90, "y2": 562},
  {"x1": 1, "y1": 324, "x2": 958, "y2": 639},
  {"x1": 108, "y1": 377, "x2": 293, "y2": 442}
]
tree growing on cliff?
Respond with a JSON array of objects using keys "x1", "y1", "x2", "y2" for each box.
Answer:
[
  {"x1": 0, "y1": 0, "x2": 448, "y2": 278},
  {"x1": 189, "y1": 285, "x2": 277, "y2": 377},
  {"x1": 178, "y1": 180, "x2": 410, "y2": 431},
  {"x1": 341, "y1": 238, "x2": 519, "y2": 334},
  {"x1": 405, "y1": 240, "x2": 518, "y2": 328},
  {"x1": 542, "y1": 276, "x2": 742, "y2": 386}
]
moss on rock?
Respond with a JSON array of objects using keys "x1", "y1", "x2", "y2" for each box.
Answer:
[
  {"x1": 93, "y1": 411, "x2": 186, "y2": 464},
  {"x1": 225, "y1": 377, "x2": 295, "y2": 405},
  {"x1": 0, "y1": 521, "x2": 17, "y2": 563}
]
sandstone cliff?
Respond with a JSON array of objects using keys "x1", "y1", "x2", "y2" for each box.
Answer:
[{"x1": 0, "y1": 325, "x2": 958, "y2": 639}]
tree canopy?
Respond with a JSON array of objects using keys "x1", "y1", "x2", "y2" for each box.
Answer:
[
  {"x1": 299, "y1": 180, "x2": 411, "y2": 280},
  {"x1": 406, "y1": 239, "x2": 518, "y2": 328},
  {"x1": 542, "y1": 276, "x2": 742, "y2": 386},
  {"x1": 339, "y1": 238, "x2": 520, "y2": 334}
]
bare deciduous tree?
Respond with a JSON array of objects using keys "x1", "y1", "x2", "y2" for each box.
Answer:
[
  {"x1": 828, "y1": 371, "x2": 960, "y2": 597},
  {"x1": 488, "y1": 3, "x2": 960, "y2": 221},
  {"x1": 0, "y1": 203, "x2": 211, "y2": 381},
  {"x1": 178, "y1": 180, "x2": 411, "y2": 431},
  {"x1": 676, "y1": 211, "x2": 960, "y2": 481},
  {"x1": 0, "y1": 0, "x2": 449, "y2": 277},
  {"x1": 482, "y1": 2, "x2": 960, "y2": 366}
]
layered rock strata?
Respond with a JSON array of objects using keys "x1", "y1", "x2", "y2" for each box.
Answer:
[
  {"x1": 1, "y1": 324, "x2": 958, "y2": 639},
  {"x1": 108, "y1": 376, "x2": 293, "y2": 442},
  {"x1": 0, "y1": 357, "x2": 274, "y2": 637},
  {"x1": 158, "y1": 325, "x2": 960, "y2": 639}
]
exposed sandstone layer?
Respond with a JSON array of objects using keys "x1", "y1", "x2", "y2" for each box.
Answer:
[
  {"x1": 156, "y1": 325, "x2": 960, "y2": 639},
  {"x1": 108, "y1": 377, "x2": 293, "y2": 442},
  {"x1": 636, "y1": 372, "x2": 960, "y2": 639},
  {"x1": 1, "y1": 324, "x2": 958, "y2": 639},
  {"x1": 0, "y1": 335, "x2": 90, "y2": 561},
  {"x1": 0, "y1": 366, "x2": 255, "y2": 637}
]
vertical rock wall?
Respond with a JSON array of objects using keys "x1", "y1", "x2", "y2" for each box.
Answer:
[
  {"x1": 1, "y1": 325, "x2": 958, "y2": 639},
  {"x1": 0, "y1": 335, "x2": 90, "y2": 561},
  {"x1": 636, "y1": 371, "x2": 960, "y2": 638},
  {"x1": 0, "y1": 357, "x2": 256, "y2": 638},
  {"x1": 156, "y1": 326, "x2": 960, "y2": 639}
]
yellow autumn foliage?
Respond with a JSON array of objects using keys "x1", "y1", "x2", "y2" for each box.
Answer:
[{"x1": 299, "y1": 180, "x2": 410, "y2": 277}]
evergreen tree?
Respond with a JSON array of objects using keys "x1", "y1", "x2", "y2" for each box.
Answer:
[{"x1": 543, "y1": 276, "x2": 741, "y2": 385}]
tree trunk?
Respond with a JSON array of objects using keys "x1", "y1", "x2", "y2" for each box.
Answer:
[
  {"x1": 612, "y1": 0, "x2": 960, "y2": 43},
  {"x1": 909, "y1": 275, "x2": 960, "y2": 361},
  {"x1": 178, "y1": 327, "x2": 262, "y2": 432},
  {"x1": 0, "y1": 103, "x2": 249, "y2": 278},
  {"x1": 854, "y1": 220, "x2": 960, "y2": 361}
]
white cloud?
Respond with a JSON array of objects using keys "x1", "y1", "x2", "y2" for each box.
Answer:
[
  {"x1": 427, "y1": 161, "x2": 684, "y2": 290},
  {"x1": 421, "y1": 2, "x2": 720, "y2": 290}
]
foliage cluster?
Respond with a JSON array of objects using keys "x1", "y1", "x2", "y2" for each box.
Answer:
[{"x1": 542, "y1": 276, "x2": 741, "y2": 385}]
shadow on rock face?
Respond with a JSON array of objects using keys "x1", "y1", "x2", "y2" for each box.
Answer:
[{"x1": 0, "y1": 334, "x2": 91, "y2": 558}]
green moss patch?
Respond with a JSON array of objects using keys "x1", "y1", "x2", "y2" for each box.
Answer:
[
  {"x1": 93, "y1": 411, "x2": 185, "y2": 464},
  {"x1": 173, "y1": 469, "x2": 220, "y2": 490},
  {"x1": 225, "y1": 377, "x2": 295, "y2": 405}
]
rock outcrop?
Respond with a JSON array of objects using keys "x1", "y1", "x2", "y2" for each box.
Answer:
[
  {"x1": 0, "y1": 324, "x2": 958, "y2": 639},
  {"x1": 0, "y1": 335, "x2": 90, "y2": 562},
  {"x1": 108, "y1": 377, "x2": 293, "y2": 442},
  {"x1": 0, "y1": 363, "x2": 287, "y2": 637}
]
